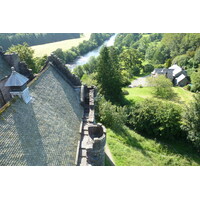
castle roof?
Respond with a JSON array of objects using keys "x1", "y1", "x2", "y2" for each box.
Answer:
[
  {"x1": 5, "y1": 67, "x2": 29, "y2": 87},
  {"x1": 0, "y1": 60, "x2": 83, "y2": 166},
  {"x1": 0, "y1": 54, "x2": 11, "y2": 80}
]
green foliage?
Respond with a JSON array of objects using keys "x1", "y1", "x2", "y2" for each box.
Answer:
[
  {"x1": 53, "y1": 33, "x2": 113, "y2": 64},
  {"x1": 172, "y1": 54, "x2": 190, "y2": 67},
  {"x1": 96, "y1": 46, "x2": 123, "y2": 103},
  {"x1": 127, "y1": 99, "x2": 183, "y2": 140},
  {"x1": 33, "y1": 55, "x2": 48, "y2": 73},
  {"x1": 147, "y1": 75, "x2": 177, "y2": 100},
  {"x1": 165, "y1": 58, "x2": 172, "y2": 68},
  {"x1": 107, "y1": 126, "x2": 200, "y2": 166},
  {"x1": 96, "y1": 96, "x2": 127, "y2": 130},
  {"x1": 52, "y1": 48, "x2": 66, "y2": 62},
  {"x1": 73, "y1": 65, "x2": 84, "y2": 79},
  {"x1": 194, "y1": 48, "x2": 200, "y2": 67},
  {"x1": 6, "y1": 43, "x2": 37, "y2": 73},
  {"x1": 191, "y1": 68, "x2": 200, "y2": 92},
  {"x1": 81, "y1": 73, "x2": 97, "y2": 86},
  {"x1": 145, "y1": 43, "x2": 158, "y2": 61},
  {"x1": 181, "y1": 94, "x2": 200, "y2": 150},
  {"x1": 119, "y1": 48, "x2": 143, "y2": 77},
  {"x1": 153, "y1": 44, "x2": 170, "y2": 64},
  {"x1": 143, "y1": 64, "x2": 154, "y2": 73},
  {"x1": 161, "y1": 33, "x2": 200, "y2": 60},
  {"x1": 0, "y1": 33, "x2": 80, "y2": 50}
]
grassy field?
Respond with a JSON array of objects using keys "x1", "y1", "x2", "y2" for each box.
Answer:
[
  {"x1": 31, "y1": 33, "x2": 91, "y2": 57},
  {"x1": 125, "y1": 87, "x2": 194, "y2": 104},
  {"x1": 106, "y1": 86, "x2": 198, "y2": 166},
  {"x1": 107, "y1": 126, "x2": 200, "y2": 166}
]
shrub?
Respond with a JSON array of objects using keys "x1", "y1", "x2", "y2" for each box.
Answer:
[
  {"x1": 138, "y1": 84, "x2": 143, "y2": 88},
  {"x1": 96, "y1": 96, "x2": 127, "y2": 130},
  {"x1": 147, "y1": 75, "x2": 177, "y2": 100},
  {"x1": 181, "y1": 94, "x2": 200, "y2": 150},
  {"x1": 122, "y1": 89, "x2": 129, "y2": 95},
  {"x1": 143, "y1": 64, "x2": 154, "y2": 73},
  {"x1": 127, "y1": 99, "x2": 183, "y2": 140},
  {"x1": 191, "y1": 68, "x2": 200, "y2": 92}
]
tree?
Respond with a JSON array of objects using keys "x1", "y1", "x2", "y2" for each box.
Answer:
[
  {"x1": 143, "y1": 64, "x2": 154, "y2": 73},
  {"x1": 147, "y1": 75, "x2": 177, "y2": 100},
  {"x1": 52, "y1": 48, "x2": 66, "y2": 62},
  {"x1": 172, "y1": 54, "x2": 190, "y2": 67},
  {"x1": 73, "y1": 65, "x2": 84, "y2": 79},
  {"x1": 181, "y1": 94, "x2": 200, "y2": 150},
  {"x1": 96, "y1": 46, "x2": 123, "y2": 103},
  {"x1": 6, "y1": 43, "x2": 37, "y2": 73},
  {"x1": 194, "y1": 48, "x2": 200, "y2": 67},
  {"x1": 119, "y1": 48, "x2": 143, "y2": 77},
  {"x1": 191, "y1": 68, "x2": 200, "y2": 92},
  {"x1": 128, "y1": 99, "x2": 183, "y2": 140},
  {"x1": 34, "y1": 55, "x2": 48, "y2": 73}
]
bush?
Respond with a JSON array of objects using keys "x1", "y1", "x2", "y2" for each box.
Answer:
[
  {"x1": 147, "y1": 75, "x2": 177, "y2": 100},
  {"x1": 181, "y1": 94, "x2": 200, "y2": 150},
  {"x1": 191, "y1": 68, "x2": 200, "y2": 92},
  {"x1": 143, "y1": 64, "x2": 154, "y2": 73},
  {"x1": 96, "y1": 96, "x2": 127, "y2": 130},
  {"x1": 127, "y1": 99, "x2": 183, "y2": 140},
  {"x1": 122, "y1": 89, "x2": 129, "y2": 95}
]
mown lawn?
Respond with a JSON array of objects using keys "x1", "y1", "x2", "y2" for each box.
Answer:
[
  {"x1": 107, "y1": 126, "x2": 200, "y2": 166},
  {"x1": 31, "y1": 33, "x2": 91, "y2": 57},
  {"x1": 125, "y1": 87, "x2": 194, "y2": 104}
]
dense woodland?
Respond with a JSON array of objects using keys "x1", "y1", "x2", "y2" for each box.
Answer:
[{"x1": 0, "y1": 33, "x2": 80, "y2": 50}]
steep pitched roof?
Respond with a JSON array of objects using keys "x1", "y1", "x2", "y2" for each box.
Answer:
[
  {"x1": 5, "y1": 67, "x2": 29, "y2": 87},
  {"x1": 0, "y1": 63, "x2": 83, "y2": 166},
  {"x1": 0, "y1": 55, "x2": 11, "y2": 80},
  {"x1": 175, "y1": 73, "x2": 187, "y2": 83},
  {"x1": 169, "y1": 64, "x2": 183, "y2": 76}
]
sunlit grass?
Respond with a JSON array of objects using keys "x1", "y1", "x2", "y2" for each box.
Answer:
[
  {"x1": 125, "y1": 87, "x2": 194, "y2": 104},
  {"x1": 31, "y1": 33, "x2": 91, "y2": 57},
  {"x1": 107, "y1": 126, "x2": 200, "y2": 166}
]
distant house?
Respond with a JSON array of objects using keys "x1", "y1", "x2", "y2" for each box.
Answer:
[{"x1": 151, "y1": 64, "x2": 189, "y2": 87}]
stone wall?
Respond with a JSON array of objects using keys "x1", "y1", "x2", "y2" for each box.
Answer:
[
  {"x1": 77, "y1": 86, "x2": 106, "y2": 166},
  {"x1": 47, "y1": 54, "x2": 82, "y2": 87}
]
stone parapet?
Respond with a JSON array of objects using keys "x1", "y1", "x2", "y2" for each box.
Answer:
[
  {"x1": 47, "y1": 54, "x2": 81, "y2": 87},
  {"x1": 77, "y1": 86, "x2": 106, "y2": 166}
]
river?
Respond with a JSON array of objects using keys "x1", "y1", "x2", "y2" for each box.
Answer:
[{"x1": 67, "y1": 34, "x2": 118, "y2": 71}]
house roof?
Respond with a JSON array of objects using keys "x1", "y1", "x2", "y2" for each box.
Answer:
[
  {"x1": 175, "y1": 74, "x2": 187, "y2": 83},
  {"x1": 0, "y1": 63, "x2": 83, "y2": 166},
  {"x1": 152, "y1": 68, "x2": 168, "y2": 74},
  {"x1": 0, "y1": 55, "x2": 11, "y2": 80},
  {"x1": 169, "y1": 64, "x2": 183, "y2": 76},
  {"x1": 5, "y1": 67, "x2": 29, "y2": 87}
]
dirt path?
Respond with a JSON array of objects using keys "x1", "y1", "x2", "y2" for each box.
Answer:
[{"x1": 129, "y1": 74, "x2": 150, "y2": 87}]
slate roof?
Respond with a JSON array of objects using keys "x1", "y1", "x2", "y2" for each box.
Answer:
[
  {"x1": 0, "y1": 63, "x2": 83, "y2": 166},
  {"x1": 0, "y1": 54, "x2": 11, "y2": 80},
  {"x1": 169, "y1": 64, "x2": 183, "y2": 76},
  {"x1": 175, "y1": 73, "x2": 187, "y2": 83},
  {"x1": 5, "y1": 68, "x2": 29, "y2": 87}
]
